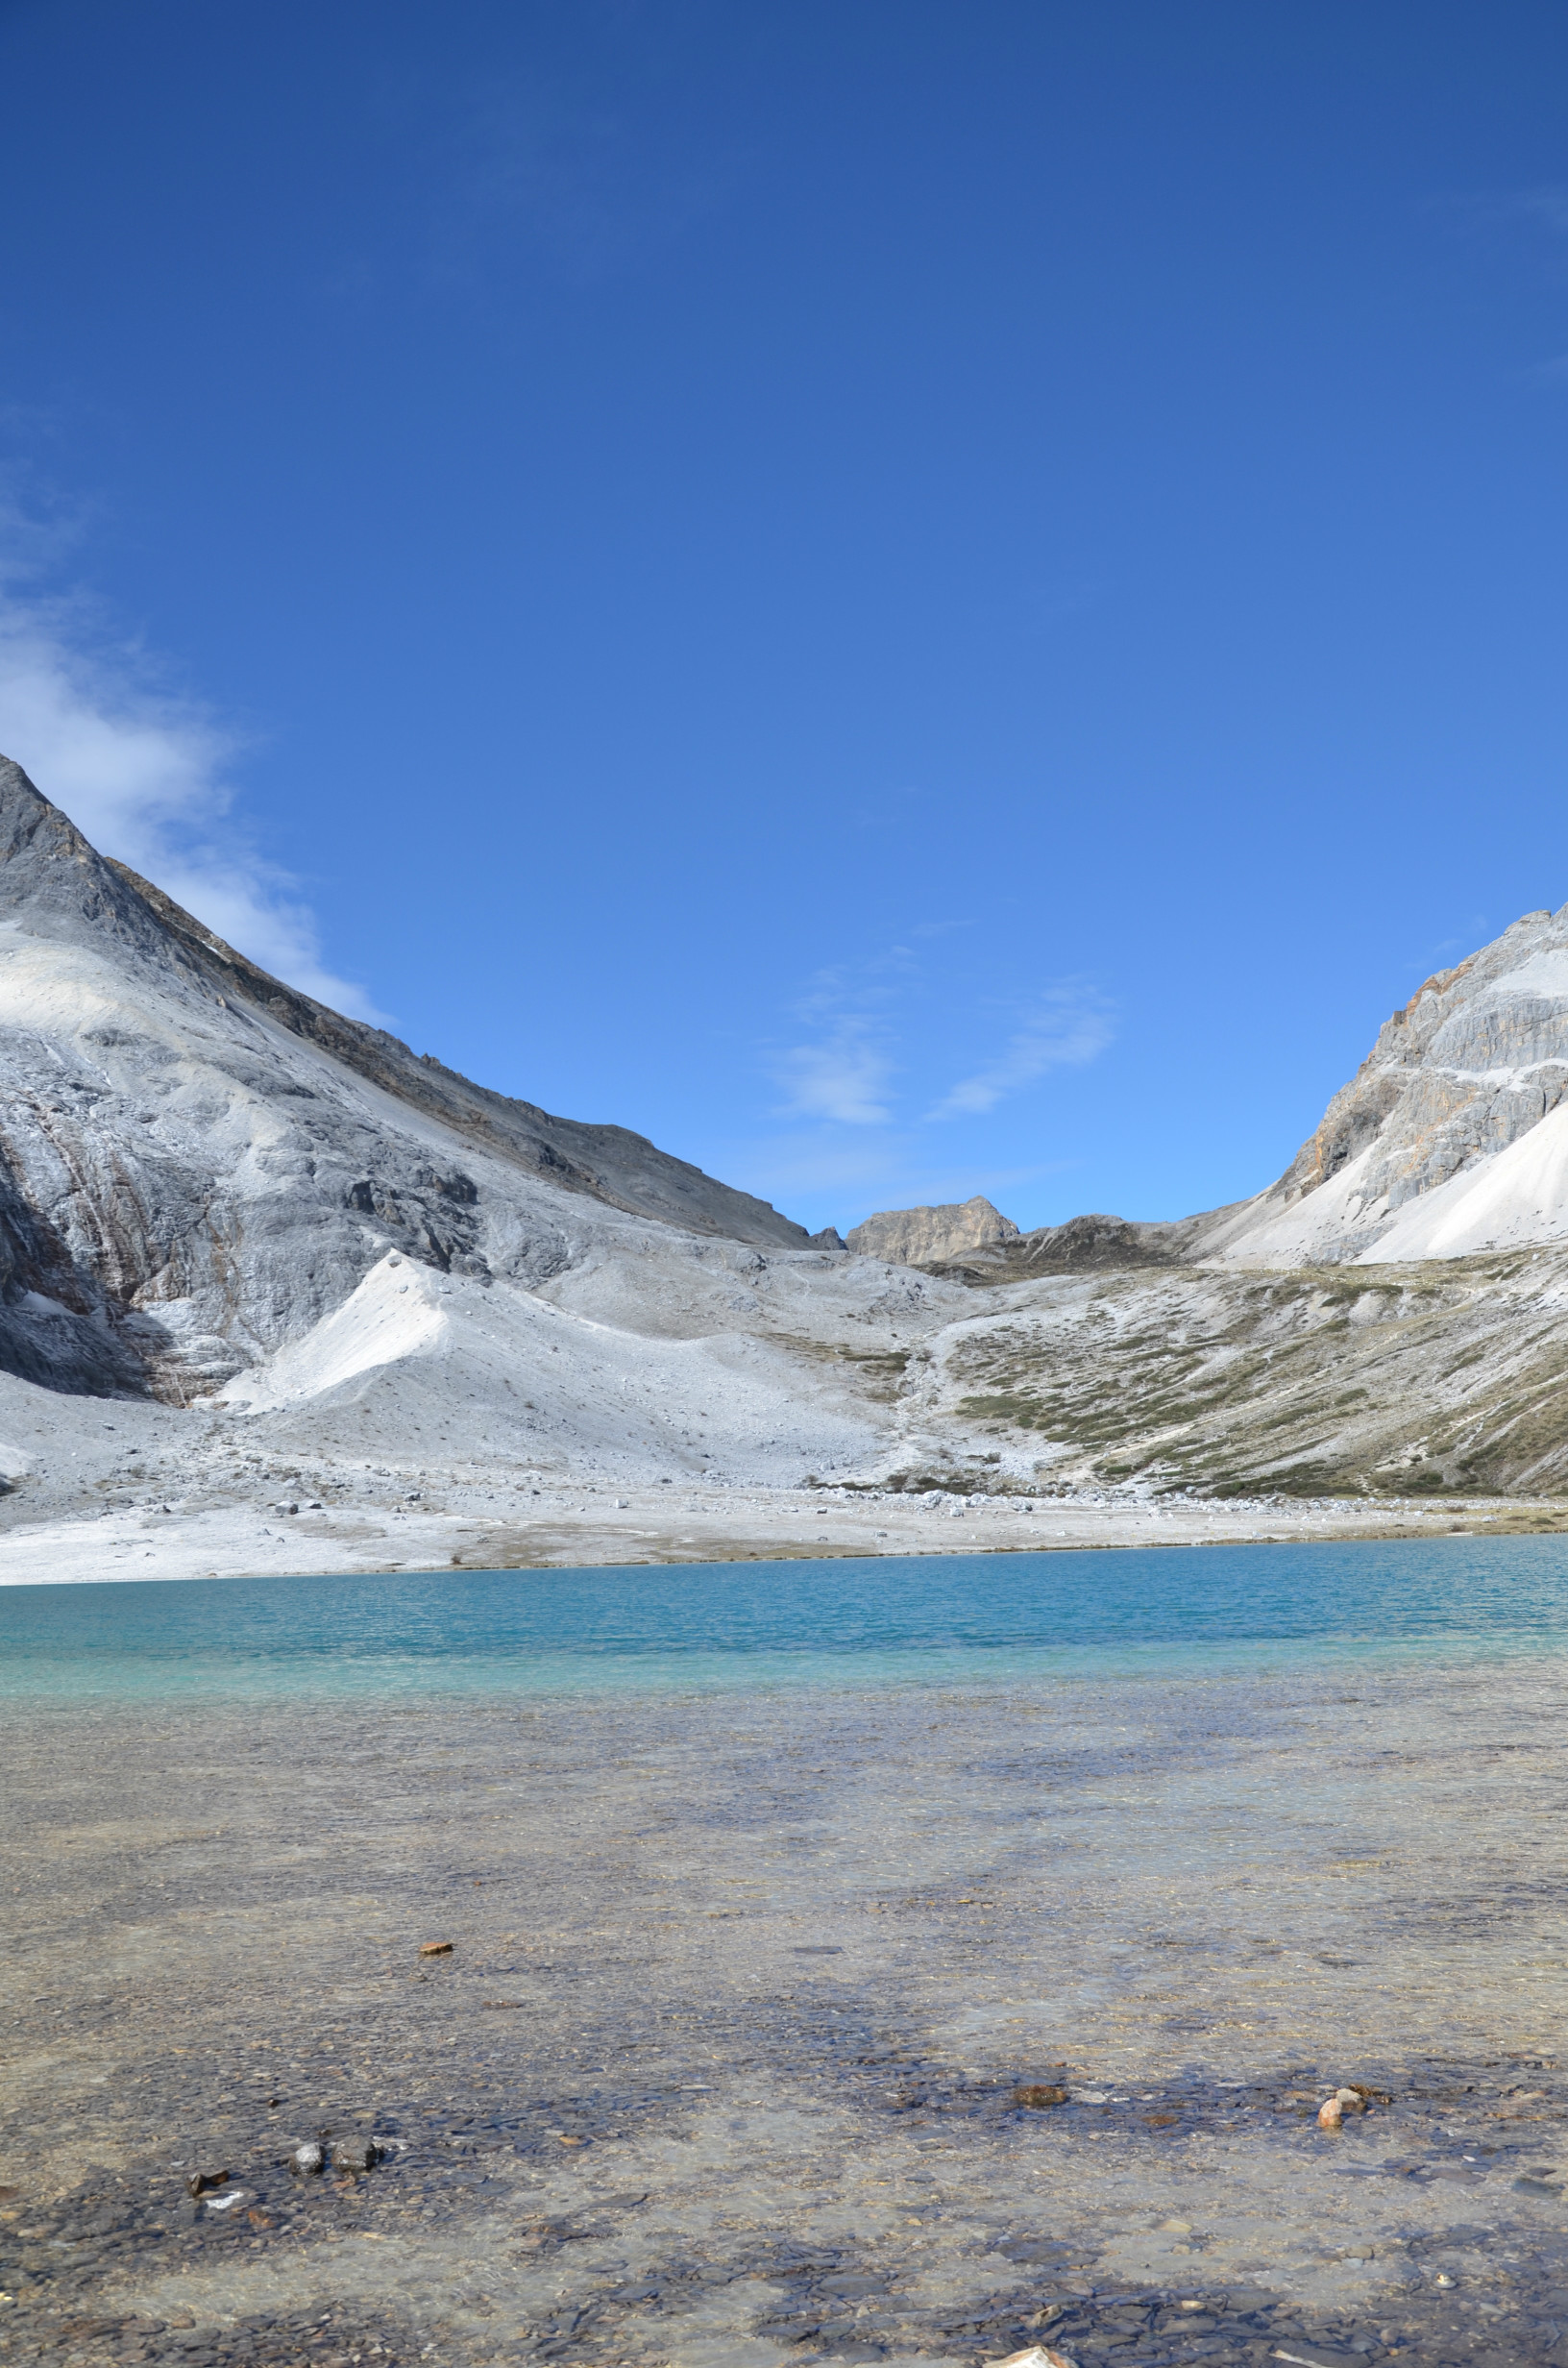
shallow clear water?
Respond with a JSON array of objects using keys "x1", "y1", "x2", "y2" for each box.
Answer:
[
  {"x1": 7, "y1": 1543, "x2": 1568, "y2": 2368},
  {"x1": 3, "y1": 1535, "x2": 1568, "y2": 1698}
]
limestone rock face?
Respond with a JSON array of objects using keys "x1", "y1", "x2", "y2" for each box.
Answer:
[
  {"x1": 846, "y1": 1195, "x2": 1019, "y2": 1268},
  {"x1": 0, "y1": 753, "x2": 808, "y2": 1398},
  {"x1": 1196, "y1": 901, "x2": 1568, "y2": 1265}
]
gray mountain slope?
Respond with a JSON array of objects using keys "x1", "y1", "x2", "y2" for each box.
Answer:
[
  {"x1": 111, "y1": 851, "x2": 806, "y2": 1248},
  {"x1": 0, "y1": 754, "x2": 804, "y2": 1399}
]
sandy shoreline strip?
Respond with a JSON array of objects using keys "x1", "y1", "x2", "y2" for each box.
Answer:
[{"x1": 0, "y1": 1483, "x2": 1563, "y2": 1584}]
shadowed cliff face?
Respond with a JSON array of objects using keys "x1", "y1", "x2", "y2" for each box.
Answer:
[
  {"x1": 0, "y1": 755, "x2": 806, "y2": 1398},
  {"x1": 0, "y1": 1132, "x2": 159, "y2": 1395}
]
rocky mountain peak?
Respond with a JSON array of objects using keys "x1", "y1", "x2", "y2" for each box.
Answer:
[
  {"x1": 846, "y1": 1194, "x2": 1019, "y2": 1267},
  {"x1": 1203, "y1": 899, "x2": 1568, "y2": 1264},
  {"x1": 0, "y1": 753, "x2": 175, "y2": 952},
  {"x1": 0, "y1": 754, "x2": 811, "y2": 1398}
]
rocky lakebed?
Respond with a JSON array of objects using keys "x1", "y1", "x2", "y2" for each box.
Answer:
[{"x1": 3, "y1": 1654, "x2": 1568, "y2": 2367}]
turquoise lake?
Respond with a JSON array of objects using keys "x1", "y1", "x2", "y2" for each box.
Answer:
[{"x1": 4, "y1": 1534, "x2": 1568, "y2": 1696}]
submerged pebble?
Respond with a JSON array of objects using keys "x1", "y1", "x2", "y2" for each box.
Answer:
[{"x1": 1318, "y1": 2085, "x2": 1370, "y2": 2129}]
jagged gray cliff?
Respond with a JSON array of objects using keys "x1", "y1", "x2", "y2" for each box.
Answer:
[
  {"x1": 1193, "y1": 905, "x2": 1568, "y2": 1263},
  {"x1": 907, "y1": 903, "x2": 1568, "y2": 1283}
]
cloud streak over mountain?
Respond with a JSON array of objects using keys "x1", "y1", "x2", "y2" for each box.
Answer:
[
  {"x1": 0, "y1": 588, "x2": 380, "y2": 1020},
  {"x1": 928, "y1": 984, "x2": 1115, "y2": 1120},
  {"x1": 762, "y1": 947, "x2": 1116, "y2": 1212}
]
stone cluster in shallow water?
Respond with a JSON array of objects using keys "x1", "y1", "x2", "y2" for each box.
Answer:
[{"x1": 6, "y1": 2051, "x2": 1568, "y2": 2363}]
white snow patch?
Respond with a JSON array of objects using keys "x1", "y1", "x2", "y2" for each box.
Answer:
[{"x1": 220, "y1": 1256, "x2": 448, "y2": 1411}]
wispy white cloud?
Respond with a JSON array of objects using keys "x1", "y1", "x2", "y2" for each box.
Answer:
[
  {"x1": 769, "y1": 946, "x2": 919, "y2": 1125},
  {"x1": 1436, "y1": 188, "x2": 1568, "y2": 387},
  {"x1": 927, "y1": 983, "x2": 1115, "y2": 1120},
  {"x1": 909, "y1": 914, "x2": 976, "y2": 941},
  {"x1": 772, "y1": 1024, "x2": 894, "y2": 1125},
  {"x1": 770, "y1": 943, "x2": 1115, "y2": 1143},
  {"x1": 0, "y1": 581, "x2": 380, "y2": 1020},
  {"x1": 748, "y1": 950, "x2": 1115, "y2": 1229},
  {"x1": 1434, "y1": 184, "x2": 1568, "y2": 245},
  {"x1": 404, "y1": 57, "x2": 737, "y2": 299}
]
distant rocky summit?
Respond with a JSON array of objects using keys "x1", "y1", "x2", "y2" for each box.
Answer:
[
  {"x1": 927, "y1": 905, "x2": 1568, "y2": 1279},
  {"x1": 846, "y1": 1195, "x2": 1020, "y2": 1267}
]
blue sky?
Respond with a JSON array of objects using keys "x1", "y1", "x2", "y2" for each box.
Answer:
[{"x1": 2, "y1": 2, "x2": 1568, "y2": 1236}]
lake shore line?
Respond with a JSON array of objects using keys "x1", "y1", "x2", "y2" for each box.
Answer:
[{"x1": 0, "y1": 1480, "x2": 1564, "y2": 1584}]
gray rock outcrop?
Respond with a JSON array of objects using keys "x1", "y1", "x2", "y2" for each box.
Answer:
[{"x1": 846, "y1": 1195, "x2": 1020, "y2": 1267}]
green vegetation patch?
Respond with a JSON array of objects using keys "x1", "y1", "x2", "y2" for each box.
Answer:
[{"x1": 957, "y1": 1392, "x2": 1044, "y2": 1426}]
